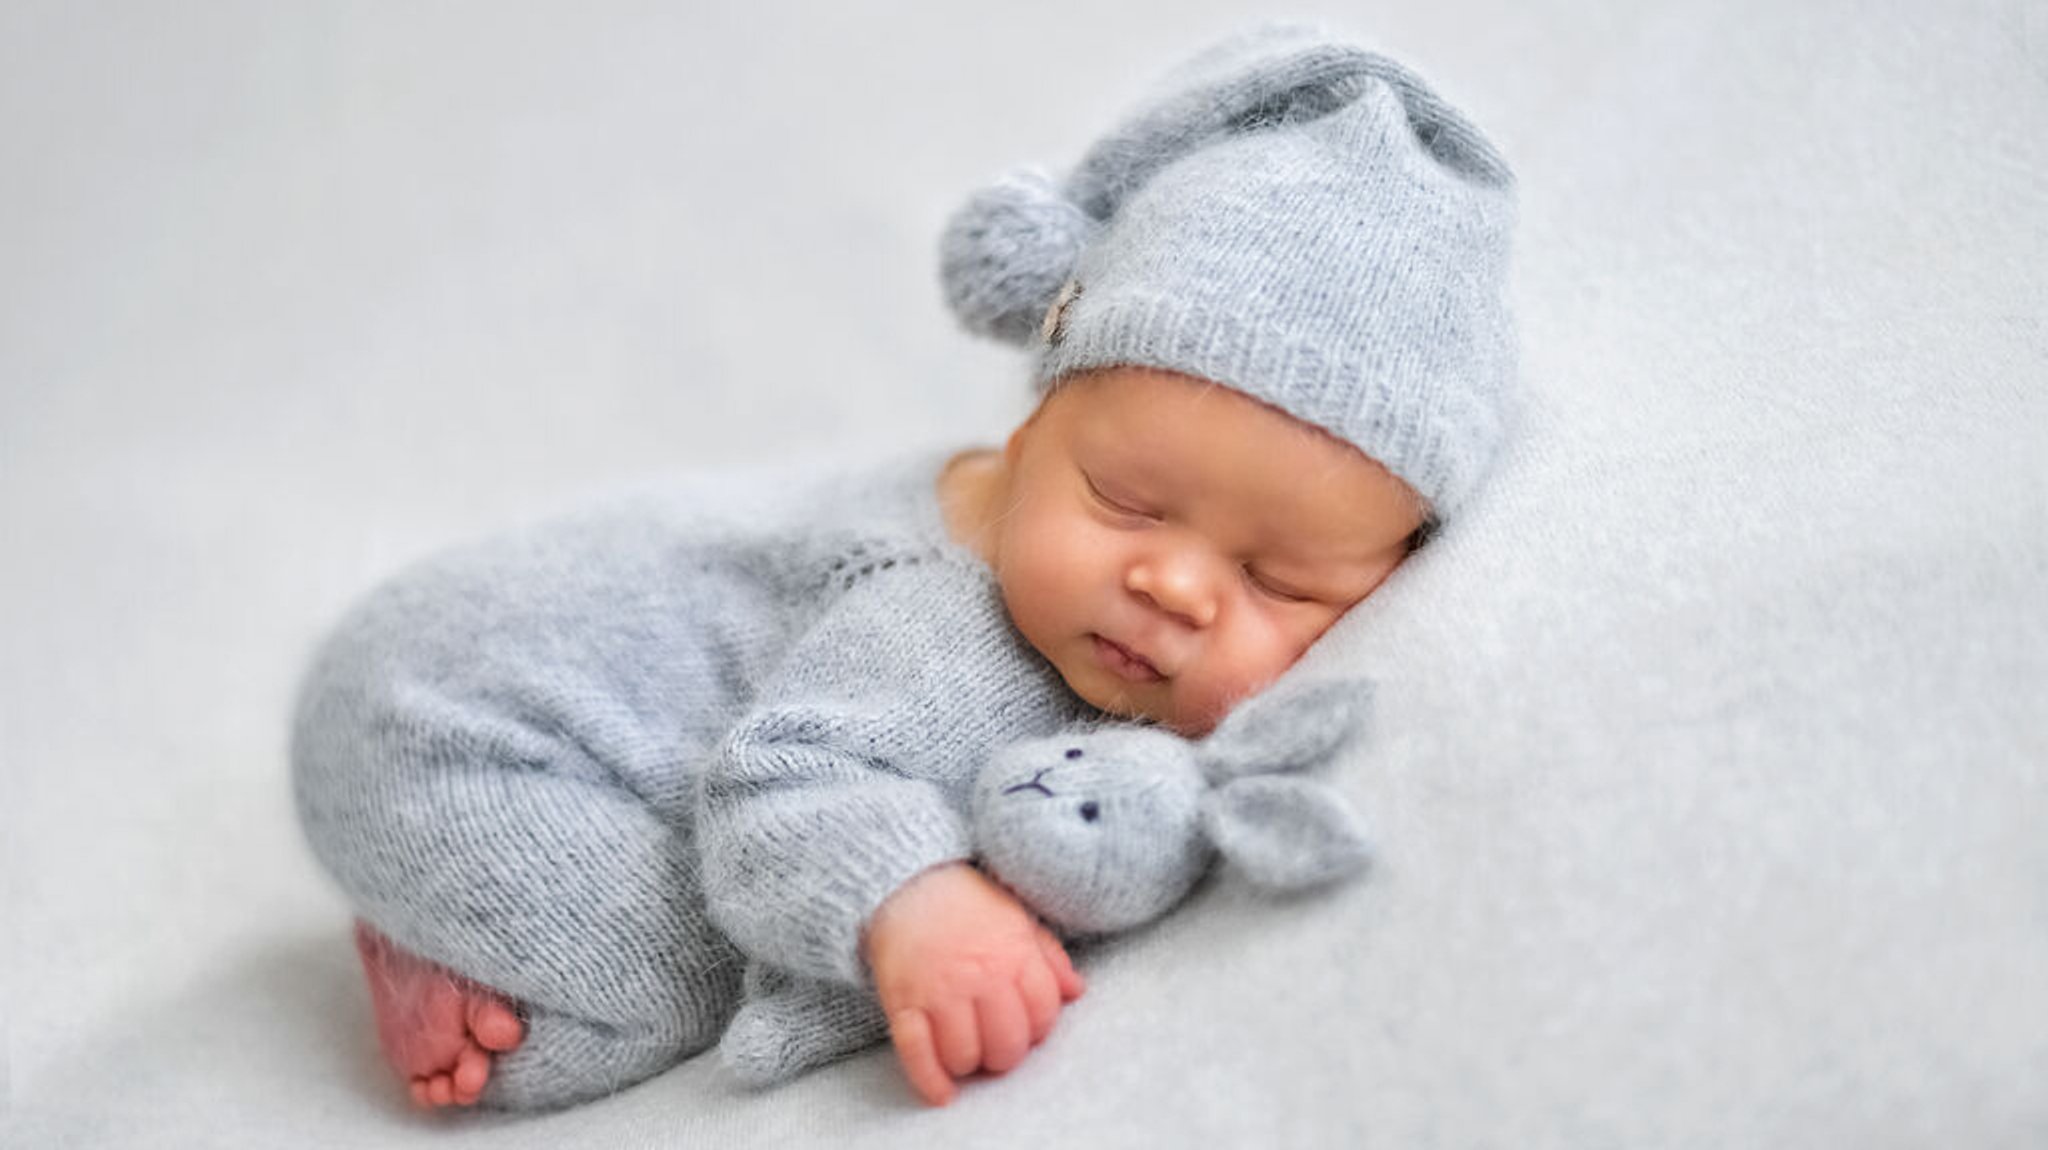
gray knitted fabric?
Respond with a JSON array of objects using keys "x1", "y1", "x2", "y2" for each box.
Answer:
[
  {"x1": 291, "y1": 23, "x2": 1508, "y2": 1112},
  {"x1": 939, "y1": 21, "x2": 1520, "y2": 519},
  {"x1": 721, "y1": 676, "x2": 1377, "y2": 1087},
  {"x1": 290, "y1": 449, "x2": 1091, "y2": 1110}
]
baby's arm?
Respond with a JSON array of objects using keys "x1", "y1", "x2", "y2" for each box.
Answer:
[
  {"x1": 698, "y1": 708, "x2": 972, "y2": 986},
  {"x1": 696, "y1": 550, "x2": 1085, "y2": 1096},
  {"x1": 860, "y1": 862, "x2": 1085, "y2": 1106}
]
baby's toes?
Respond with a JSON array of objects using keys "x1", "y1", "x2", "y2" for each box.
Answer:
[
  {"x1": 451, "y1": 1044, "x2": 490, "y2": 1105},
  {"x1": 409, "y1": 1078, "x2": 432, "y2": 1108},
  {"x1": 467, "y1": 996, "x2": 525, "y2": 1052},
  {"x1": 426, "y1": 1072, "x2": 455, "y2": 1107}
]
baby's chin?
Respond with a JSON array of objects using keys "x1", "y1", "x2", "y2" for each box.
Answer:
[
  {"x1": 1146, "y1": 684, "x2": 1272, "y2": 740},
  {"x1": 1066, "y1": 675, "x2": 1217, "y2": 738}
]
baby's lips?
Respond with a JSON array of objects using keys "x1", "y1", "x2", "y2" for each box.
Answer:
[
  {"x1": 1119, "y1": 633, "x2": 1177, "y2": 678},
  {"x1": 1094, "y1": 633, "x2": 1167, "y2": 681}
]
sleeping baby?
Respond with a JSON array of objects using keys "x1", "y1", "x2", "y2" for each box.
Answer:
[{"x1": 291, "y1": 22, "x2": 1518, "y2": 1112}]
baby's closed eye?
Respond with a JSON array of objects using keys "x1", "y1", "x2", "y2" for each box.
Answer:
[
  {"x1": 1082, "y1": 471, "x2": 1157, "y2": 522},
  {"x1": 1242, "y1": 565, "x2": 1312, "y2": 602}
]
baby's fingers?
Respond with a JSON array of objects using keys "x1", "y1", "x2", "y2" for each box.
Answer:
[
  {"x1": 928, "y1": 998, "x2": 982, "y2": 1080},
  {"x1": 1018, "y1": 954, "x2": 1061, "y2": 1046},
  {"x1": 976, "y1": 988, "x2": 1031, "y2": 1074},
  {"x1": 1035, "y1": 926, "x2": 1086, "y2": 1001},
  {"x1": 887, "y1": 1009, "x2": 956, "y2": 1107}
]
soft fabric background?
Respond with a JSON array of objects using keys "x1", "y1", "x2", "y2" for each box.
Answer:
[{"x1": 4, "y1": 1, "x2": 2043, "y2": 1146}]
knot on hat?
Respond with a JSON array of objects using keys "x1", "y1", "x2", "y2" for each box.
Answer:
[{"x1": 938, "y1": 166, "x2": 1098, "y2": 347}]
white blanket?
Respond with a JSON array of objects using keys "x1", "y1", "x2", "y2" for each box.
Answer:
[{"x1": 6, "y1": 1, "x2": 2043, "y2": 1145}]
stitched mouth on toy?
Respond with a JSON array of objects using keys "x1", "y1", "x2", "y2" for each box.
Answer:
[{"x1": 1002, "y1": 768, "x2": 1057, "y2": 798}]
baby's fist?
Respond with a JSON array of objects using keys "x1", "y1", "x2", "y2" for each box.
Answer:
[{"x1": 861, "y1": 862, "x2": 1085, "y2": 1105}]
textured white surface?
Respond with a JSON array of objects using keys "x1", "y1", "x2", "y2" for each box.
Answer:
[{"x1": 5, "y1": 0, "x2": 2044, "y2": 1146}]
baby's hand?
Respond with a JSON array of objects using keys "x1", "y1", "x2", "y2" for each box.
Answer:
[{"x1": 861, "y1": 862, "x2": 1086, "y2": 1106}]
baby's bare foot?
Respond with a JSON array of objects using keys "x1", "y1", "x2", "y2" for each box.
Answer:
[{"x1": 352, "y1": 919, "x2": 525, "y2": 1108}]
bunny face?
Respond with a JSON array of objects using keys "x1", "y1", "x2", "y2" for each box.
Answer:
[{"x1": 972, "y1": 726, "x2": 1215, "y2": 935}]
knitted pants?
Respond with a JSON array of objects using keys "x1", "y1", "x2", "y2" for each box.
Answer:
[{"x1": 291, "y1": 535, "x2": 760, "y2": 1111}]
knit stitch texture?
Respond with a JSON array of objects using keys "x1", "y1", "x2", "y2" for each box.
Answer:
[
  {"x1": 291, "y1": 449, "x2": 1091, "y2": 1109},
  {"x1": 939, "y1": 21, "x2": 1520, "y2": 519}
]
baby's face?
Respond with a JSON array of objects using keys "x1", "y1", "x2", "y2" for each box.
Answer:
[{"x1": 985, "y1": 367, "x2": 1423, "y2": 737}]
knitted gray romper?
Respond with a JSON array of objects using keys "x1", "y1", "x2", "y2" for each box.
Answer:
[{"x1": 290, "y1": 449, "x2": 1088, "y2": 1109}]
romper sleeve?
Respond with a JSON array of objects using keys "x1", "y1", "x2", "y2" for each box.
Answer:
[{"x1": 696, "y1": 546, "x2": 1078, "y2": 989}]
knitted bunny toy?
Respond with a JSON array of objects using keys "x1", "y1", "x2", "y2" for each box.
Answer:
[{"x1": 717, "y1": 677, "x2": 1375, "y2": 1087}]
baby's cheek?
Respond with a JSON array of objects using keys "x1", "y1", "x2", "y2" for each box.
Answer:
[
  {"x1": 1184, "y1": 624, "x2": 1317, "y2": 731},
  {"x1": 1175, "y1": 667, "x2": 1267, "y2": 737}
]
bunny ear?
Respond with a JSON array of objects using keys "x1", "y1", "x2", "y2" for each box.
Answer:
[
  {"x1": 1200, "y1": 776, "x2": 1371, "y2": 890},
  {"x1": 1198, "y1": 677, "x2": 1372, "y2": 781}
]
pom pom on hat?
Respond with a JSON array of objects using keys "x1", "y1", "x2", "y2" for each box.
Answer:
[{"x1": 939, "y1": 167, "x2": 1099, "y2": 347}]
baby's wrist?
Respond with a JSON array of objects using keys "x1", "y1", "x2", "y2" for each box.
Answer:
[{"x1": 861, "y1": 861, "x2": 979, "y2": 970}]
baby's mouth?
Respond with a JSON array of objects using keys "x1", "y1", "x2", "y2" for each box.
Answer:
[{"x1": 1091, "y1": 634, "x2": 1165, "y2": 683}]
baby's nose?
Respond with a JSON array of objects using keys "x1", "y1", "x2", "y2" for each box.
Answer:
[{"x1": 1128, "y1": 560, "x2": 1217, "y2": 628}]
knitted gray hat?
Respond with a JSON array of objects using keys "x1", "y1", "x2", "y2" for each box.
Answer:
[{"x1": 939, "y1": 22, "x2": 1519, "y2": 520}]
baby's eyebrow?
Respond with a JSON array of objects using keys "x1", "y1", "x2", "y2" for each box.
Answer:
[
  {"x1": 1257, "y1": 529, "x2": 1410, "y2": 590},
  {"x1": 1263, "y1": 522, "x2": 1394, "y2": 563}
]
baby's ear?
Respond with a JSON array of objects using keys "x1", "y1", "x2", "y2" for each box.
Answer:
[
  {"x1": 1199, "y1": 677, "x2": 1372, "y2": 781},
  {"x1": 1200, "y1": 776, "x2": 1371, "y2": 890}
]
